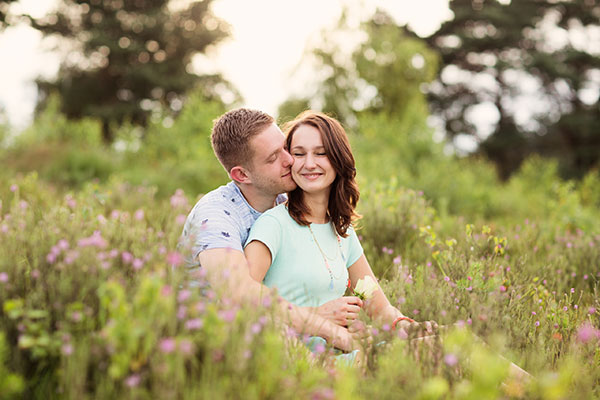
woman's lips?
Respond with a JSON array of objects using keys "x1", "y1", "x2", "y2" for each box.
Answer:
[{"x1": 301, "y1": 173, "x2": 322, "y2": 180}]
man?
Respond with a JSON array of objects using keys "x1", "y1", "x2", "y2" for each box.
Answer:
[{"x1": 180, "y1": 108, "x2": 358, "y2": 351}]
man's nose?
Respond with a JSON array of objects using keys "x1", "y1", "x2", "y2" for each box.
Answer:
[{"x1": 282, "y1": 150, "x2": 293, "y2": 167}]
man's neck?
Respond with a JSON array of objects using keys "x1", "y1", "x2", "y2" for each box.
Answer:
[{"x1": 234, "y1": 181, "x2": 278, "y2": 213}]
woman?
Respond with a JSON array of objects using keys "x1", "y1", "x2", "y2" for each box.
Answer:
[{"x1": 244, "y1": 111, "x2": 434, "y2": 351}]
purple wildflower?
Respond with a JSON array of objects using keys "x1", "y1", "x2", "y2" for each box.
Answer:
[
  {"x1": 159, "y1": 338, "x2": 176, "y2": 354},
  {"x1": 444, "y1": 353, "x2": 458, "y2": 366},
  {"x1": 185, "y1": 318, "x2": 203, "y2": 330}
]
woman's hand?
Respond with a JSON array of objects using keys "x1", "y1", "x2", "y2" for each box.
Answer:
[{"x1": 316, "y1": 296, "x2": 363, "y2": 326}]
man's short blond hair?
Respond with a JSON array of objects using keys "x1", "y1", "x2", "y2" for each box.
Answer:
[{"x1": 211, "y1": 108, "x2": 274, "y2": 173}]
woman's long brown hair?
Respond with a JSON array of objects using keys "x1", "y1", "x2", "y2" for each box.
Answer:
[{"x1": 284, "y1": 111, "x2": 361, "y2": 237}]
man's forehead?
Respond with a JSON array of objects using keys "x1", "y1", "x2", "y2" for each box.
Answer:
[{"x1": 250, "y1": 124, "x2": 285, "y2": 155}]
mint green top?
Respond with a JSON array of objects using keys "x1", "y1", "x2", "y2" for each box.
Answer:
[{"x1": 245, "y1": 204, "x2": 364, "y2": 307}]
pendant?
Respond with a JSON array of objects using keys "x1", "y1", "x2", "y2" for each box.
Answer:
[{"x1": 328, "y1": 279, "x2": 334, "y2": 290}]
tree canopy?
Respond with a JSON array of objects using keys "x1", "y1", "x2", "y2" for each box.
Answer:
[
  {"x1": 278, "y1": 10, "x2": 438, "y2": 128},
  {"x1": 27, "y1": 0, "x2": 234, "y2": 142},
  {"x1": 425, "y1": 0, "x2": 600, "y2": 179}
]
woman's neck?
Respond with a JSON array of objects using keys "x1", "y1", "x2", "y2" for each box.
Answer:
[{"x1": 303, "y1": 191, "x2": 330, "y2": 224}]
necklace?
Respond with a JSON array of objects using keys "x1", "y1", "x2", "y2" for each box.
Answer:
[{"x1": 308, "y1": 223, "x2": 347, "y2": 290}]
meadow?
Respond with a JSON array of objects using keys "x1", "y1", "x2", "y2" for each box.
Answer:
[{"x1": 1, "y1": 95, "x2": 599, "y2": 399}]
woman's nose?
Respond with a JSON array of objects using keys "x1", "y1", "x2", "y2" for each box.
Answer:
[{"x1": 305, "y1": 153, "x2": 316, "y2": 168}]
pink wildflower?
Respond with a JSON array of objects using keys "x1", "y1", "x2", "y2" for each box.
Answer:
[
  {"x1": 46, "y1": 253, "x2": 57, "y2": 264},
  {"x1": 61, "y1": 343, "x2": 74, "y2": 356},
  {"x1": 10, "y1": 184, "x2": 17, "y2": 192},
  {"x1": 161, "y1": 285, "x2": 173, "y2": 297},
  {"x1": 125, "y1": 374, "x2": 141, "y2": 388},
  {"x1": 177, "y1": 305, "x2": 187, "y2": 320},
  {"x1": 314, "y1": 342, "x2": 326, "y2": 354},
  {"x1": 167, "y1": 251, "x2": 184, "y2": 267},
  {"x1": 589, "y1": 307, "x2": 596, "y2": 315},
  {"x1": 65, "y1": 195, "x2": 77, "y2": 208},
  {"x1": 132, "y1": 258, "x2": 144, "y2": 270},
  {"x1": 176, "y1": 214, "x2": 187, "y2": 226},
  {"x1": 170, "y1": 189, "x2": 188, "y2": 209},
  {"x1": 0, "y1": 272, "x2": 8, "y2": 283},
  {"x1": 64, "y1": 250, "x2": 79, "y2": 265},
  {"x1": 185, "y1": 318, "x2": 203, "y2": 330},
  {"x1": 576, "y1": 323, "x2": 599, "y2": 344},
  {"x1": 262, "y1": 295, "x2": 272, "y2": 308},
  {"x1": 78, "y1": 231, "x2": 107, "y2": 248},
  {"x1": 219, "y1": 309, "x2": 237, "y2": 322},
  {"x1": 134, "y1": 209, "x2": 145, "y2": 221},
  {"x1": 251, "y1": 323, "x2": 262, "y2": 334},
  {"x1": 159, "y1": 338, "x2": 176, "y2": 354},
  {"x1": 444, "y1": 353, "x2": 458, "y2": 366},
  {"x1": 178, "y1": 339, "x2": 194, "y2": 356},
  {"x1": 121, "y1": 252, "x2": 133, "y2": 264},
  {"x1": 177, "y1": 289, "x2": 191, "y2": 303}
]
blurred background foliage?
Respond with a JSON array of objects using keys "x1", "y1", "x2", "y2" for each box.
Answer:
[{"x1": 0, "y1": 0, "x2": 598, "y2": 219}]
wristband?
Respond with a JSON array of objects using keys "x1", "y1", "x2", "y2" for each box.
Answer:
[{"x1": 391, "y1": 316, "x2": 416, "y2": 330}]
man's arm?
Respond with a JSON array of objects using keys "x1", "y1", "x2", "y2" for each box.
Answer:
[{"x1": 198, "y1": 248, "x2": 356, "y2": 351}]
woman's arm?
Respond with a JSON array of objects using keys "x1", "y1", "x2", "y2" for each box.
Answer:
[
  {"x1": 348, "y1": 254, "x2": 403, "y2": 323},
  {"x1": 244, "y1": 240, "x2": 273, "y2": 283},
  {"x1": 348, "y1": 255, "x2": 437, "y2": 334}
]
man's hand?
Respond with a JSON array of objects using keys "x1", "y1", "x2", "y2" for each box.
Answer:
[
  {"x1": 329, "y1": 325, "x2": 361, "y2": 352},
  {"x1": 316, "y1": 296, "x2": 363, "y2": 327},
  {"x1": 396, "y1": 319, "x2": 438, "y2": 338}
]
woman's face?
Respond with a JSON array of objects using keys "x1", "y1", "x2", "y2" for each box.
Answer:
[{"x1": 289, "y1": 124, "x2": 336, "y2": 196}]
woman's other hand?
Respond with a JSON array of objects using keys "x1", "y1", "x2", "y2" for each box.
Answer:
[{"x1": 316, "y1": 296, "x2": 363, "y2": 326}]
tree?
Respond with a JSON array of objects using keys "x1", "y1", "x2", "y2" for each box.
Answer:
[
  {"x1": 0, "y1": 0, "x2": 18, "y2": 29},
  {"x1": 27, "y1": 0, "x2": 234, "y2": 142},
  {"x1": 424, "y1": 0, "x2": 600, "y2": 179},
  {"x1": 278, "y1": 10, "x2": 438, "y2": 128}
]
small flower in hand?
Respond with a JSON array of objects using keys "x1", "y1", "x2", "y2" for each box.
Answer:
[{"x1": 353, "y1": 276, "x2": 378, "y2": 300}]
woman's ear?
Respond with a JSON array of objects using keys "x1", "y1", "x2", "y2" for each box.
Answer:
[{"x1": 230, "y1": 166, "x2": 251, "y2": 184}]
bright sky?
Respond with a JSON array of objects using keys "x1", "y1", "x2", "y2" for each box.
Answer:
[{"x1": 0, "y1": 0, "x2": 452, "y2": 130}]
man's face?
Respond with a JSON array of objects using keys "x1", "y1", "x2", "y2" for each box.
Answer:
[{"x1": 246, "y1": 123, "x2": 296, "y2": 196}]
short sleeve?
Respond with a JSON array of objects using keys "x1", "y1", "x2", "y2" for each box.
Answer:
[
  {"x1": 180, "y1": 203, "x2": 244, "y2": 266},
  {"x1": 245, "y1": 214, "x2": 283, "y2": 261},
  {"x1": 345, "y1": 227, "x2": 364, "y2": 268}
]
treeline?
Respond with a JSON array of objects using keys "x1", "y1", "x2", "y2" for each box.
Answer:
[{"x1": 0, "y1": 0, "x2": 599, "y2": 181}]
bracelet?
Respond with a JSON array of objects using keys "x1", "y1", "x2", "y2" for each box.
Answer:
[{"x1": 391, "y1": 316, "x2": 416, "y2": 330}]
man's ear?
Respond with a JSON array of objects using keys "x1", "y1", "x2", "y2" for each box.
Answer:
[{"x1": 230, "y1": 166, "x2": 252, "y2": 184}]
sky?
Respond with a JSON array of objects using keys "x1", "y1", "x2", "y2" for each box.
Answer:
[{"x1": 0, "y1": 0, "x2": 452, "y2": 130}]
